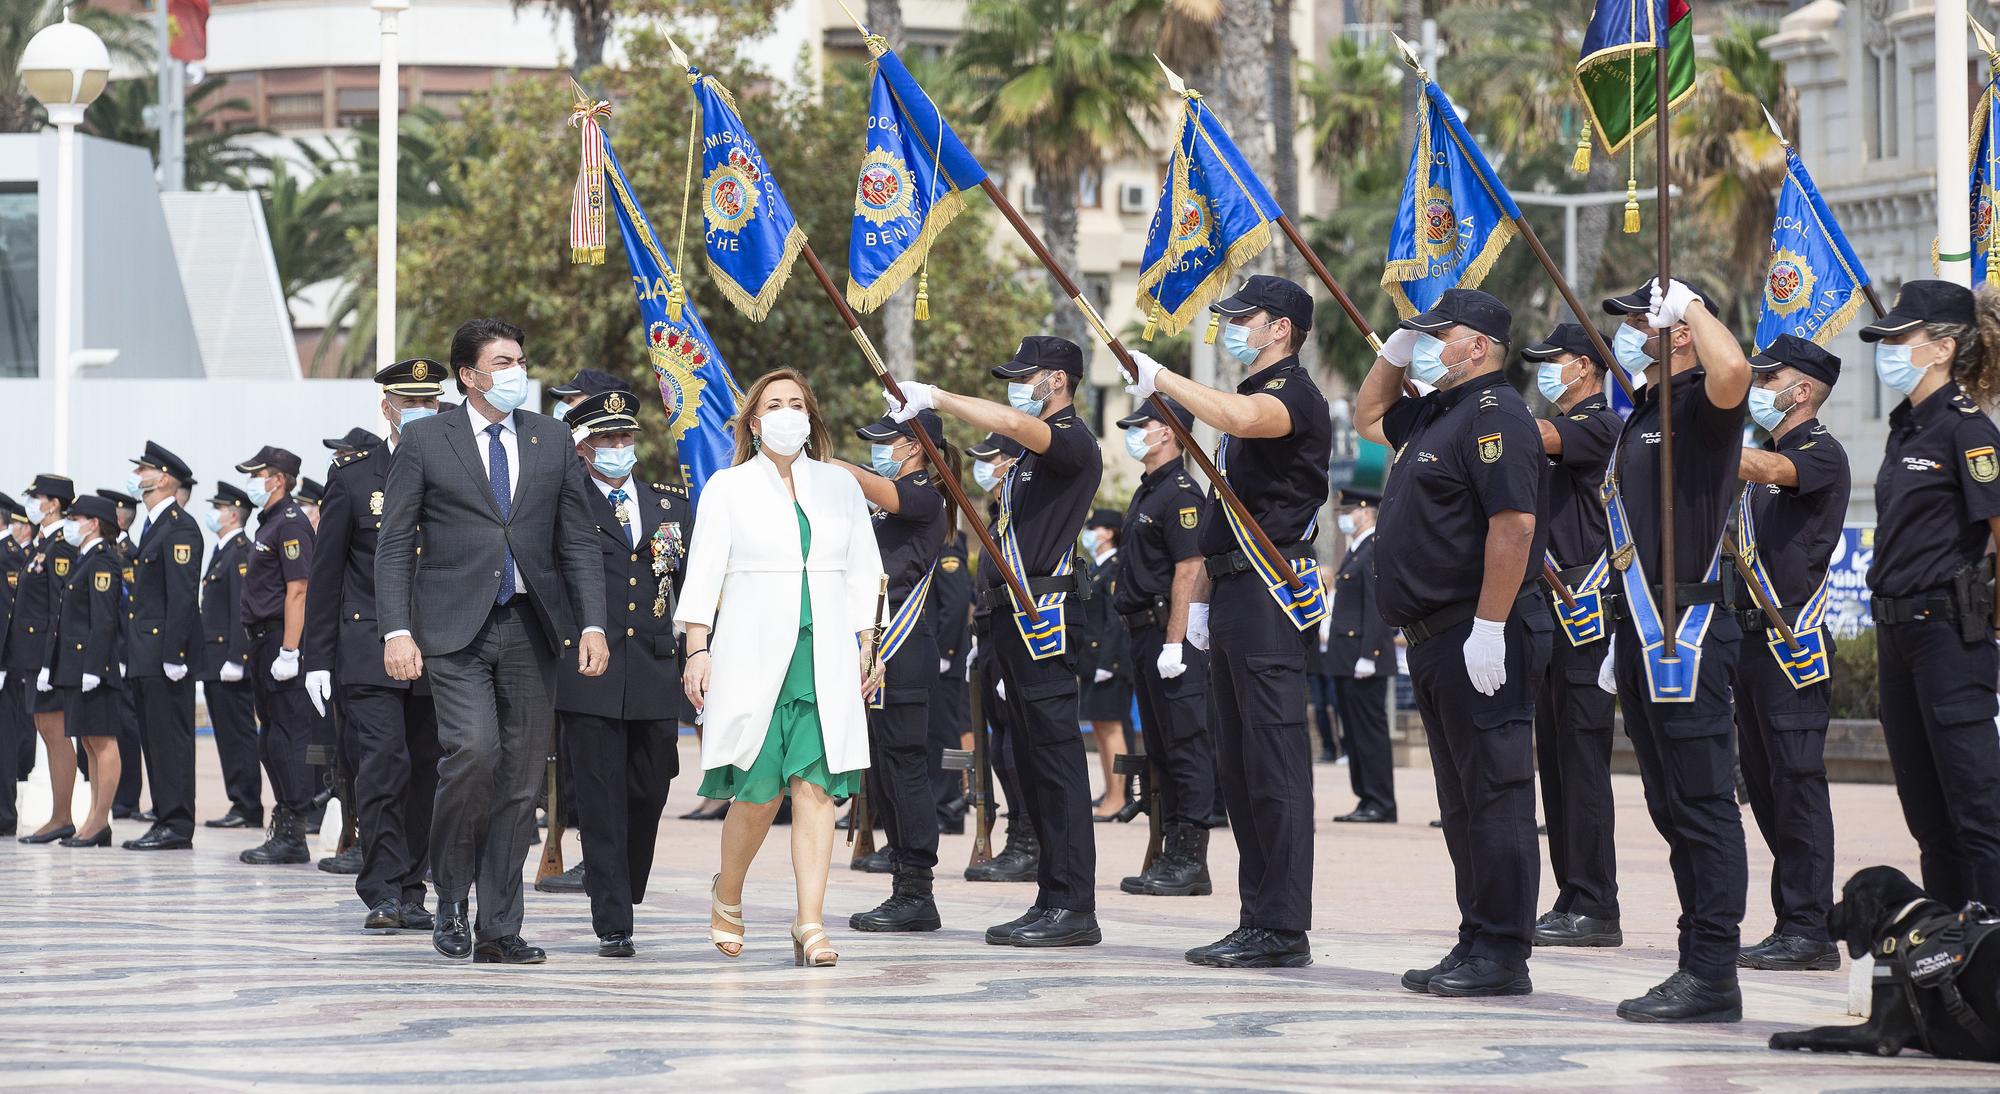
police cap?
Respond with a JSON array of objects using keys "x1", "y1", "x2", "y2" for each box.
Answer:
[
  {"x1": 208, "y1": 482, "x2": 253, "y2": 511},
  {"x1": 235, "y1": 446, "x2": 302, "y2": 477},
  {"x1": 322, "y1": 427, "x2": 384, "y2": 452},
  {"x1": 1522, "y1": 323, "x2": 1608, "y2": 369},
  {"x1": 70, "y1": 494, "x2": 119, "y2": 530},
  {"x1": 0, "y1": 491, "x2": 22, "y2": 523},
  {"x1": 1859, "y1": 279, "x2": 1976, "y2": 342},
  {"x1": 1115, "y1": 396, "x2": 1195, "y2": 432},
  {"x1": 1084, "y1": 507, "x2": 1122, "y2": 531},
  {"x1": 95, "y1": 488, "x2": 138, "y2": 511},
  {"x1": 965, "y1": 432, "x2": 1025, "y2": 460},
  {"x1": 376, "y1": 357, "x2": 446, "y2": 397},
  {"x1": 297, "y1": 478, "x2": 326, "y2": 506},
  {"x1": 1750, "y1": 333, "x2": 1841, "y2": 388},
  {"x1": 856, "y1": 409, "x2": 945, "y2": 447},
  {"x1": 548, "y1": 368, "x2": 631, "y2": 398},
  {"x1": 1401, "y1": 287, "x2": 1512, "y2": 345},
  {"x1": 1210, "y1": 273, "x2": 1314, "y2": 333},
  {"x1": 1338, "y1": 486, "x2": 1381, "y2": 508},
  {"x1": 1601, "y1": 277, "x2": 1719, "y2": 318},
  {"x1": 24, "y1": 473, "x2": 74, "y2": 505},
  {"x1": 132, "y1": 440, "x2": 196, "y2": 486},
  {"x1": 992, "y1": 335, "x2": 1084, "y2": 379},
  {"x1": 567, "y1": 389, "x2": 642, "y2": 441}
]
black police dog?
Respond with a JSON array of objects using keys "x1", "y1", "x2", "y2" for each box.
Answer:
[{"x1": 1769, "y1": 866, "x2": 2000, "y2": 1061}]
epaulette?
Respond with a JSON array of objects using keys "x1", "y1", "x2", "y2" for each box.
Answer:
[
  {"x1": 283, "y1": 506, "x2": 302, "y2": 519},
  {"x1": 655, "y1": 481, "x2": 687, "y2": 497},
  {"x1": 1954, "y1": 394, "x2": 1982, "y2": 414},
  {"x1": 1476, "y1": 390, "x2": 1502, "y2": 412},
  {"x1": 912, "y1": 471, "x2": 932, "y2": 487},
  {"x1": 335, "y1": 449, "x2": 372, "y2": 468},
  {"x1": 1174, "y1": 473, "x2": 1196, "y2": 491}
]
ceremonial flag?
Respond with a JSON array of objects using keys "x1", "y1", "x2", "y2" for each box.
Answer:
[
  {"x1": 1969, "y1": 64, "x2": 2000, "y2": 284},
  {"x1": 1574, "y1": 0, "x2": 1695, "y2": 160},
  {"x1": 1381, "y1": 77, "x2": 1522, "y2": 318},
  {"x1": 1134, "y1": 92, "x2": 1282, "y2": 338},
  {"x1": 686, "y1": 66, "x2": 805, "y2": 320},
  {"x1": 1758, "y1": 145, "x2": 1870, "y2": 351},
  {"x1": 167, "y1": 0, "x2": 210, "y2": 63},
  {"x1": 847, "y1": 40, "x2": 987, "y2": 314}
]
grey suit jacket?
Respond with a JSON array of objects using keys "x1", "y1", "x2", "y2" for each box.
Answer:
[{"x1": 375, "y1": 403, "x2": 605, "y2": 657}]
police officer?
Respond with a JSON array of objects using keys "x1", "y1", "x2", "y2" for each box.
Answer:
[
  {"x1": 553, "y1": 389, "x2": 689, "y2": 957},
  {"x1": 1729, "y1": 334, "x2": 1849, "y2": 971},
  {"x1": 1521, "y1": 323, "x2": 1624, "y2": 948},
  {"x1": 547, "y1": 368, "x2": 631, "y2": 420},
  {"x1": 235, "y1": 446, "x2": 318, "y2": 865},
  {"x1": 94, "y1": 487, "x2": 147, "y2": 822},
  {"x1": 14, "y1": 475, "x2": 79, "y2": 844},
  {"x1": 303, "y1": 358, "x2": 447, "y2": 928},
  {"x1": 1126, "y1": 274, "x2": 1331, "y2": 968},
  {"x1": 296, "y1": 478, "x2": 326, "y2": 531},
  {"x1": 1354, "y1": 288, "x2": 1549, "y2": 997},
  {"x1": 322, "y1": 427, "x2": 384, "y2": 463},
  {"x1": 1078, "y1": 508, "x2": 1133, "y2": 819},
  {"x1": 115, "y1": 443, "x2": 204, "y2": 851},
  {"x1": 844, "y1": 410, "x2": 951, "y2": 933},
  {"x1": 960, "y1": 433, "x2": 1038, "y2": 883},
  {"x1": 890, "y1": 336, "x2": 1104, "y2": 947},
  {"x1": 1864, "y1": 279, "x2": 2000, "y2": 909},
  {"x1": 0, "y1": 492, "x2": 32, "y2": 834},
  {"x1": 928, "y1": 523, "x2": 972, "y2": 834},
  {"x1": 1327, "y1": 487, "x2": 1396, "y2": 824},
  {"x1": 40, "y1": 495, "x2": 125, "y2": 847},
  {"x1": 200, "y1": 483, "x2": 263, "y2": 829},
  {"x1": 1110, "y1": 397, "x2": 1218, "y2": 897},
  {"x1": 1596, "y1": 277, "x2": 1753, "y2": 1022}
]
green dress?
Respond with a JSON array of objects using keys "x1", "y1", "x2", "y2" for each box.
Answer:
[{"x1": 696, "y1": 503, "x2": 864, "y2": 804}]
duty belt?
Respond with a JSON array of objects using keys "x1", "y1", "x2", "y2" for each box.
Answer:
[
  {"x1": 975, "y1": 572, "x2": 1092, "y2": 613},
  {"x1": 1872, "y1": 591, "x2": 1958, "y2": 625},
  {"x1": 1402, "y1": 586, "x2": 1538, "y2": 649},
  {"x1": 1120, "y1": 599, "x2": 1168, "y2": 631},
  {"x1": 1203, "y1": 542, "x2": 1317, "y2": 581}
]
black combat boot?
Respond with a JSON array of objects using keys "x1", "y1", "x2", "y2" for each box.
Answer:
[
  {"x1": 965, "y1": 821, "x2": 1039, "y2": 882},
  {"x1": 848, "y1": 867, "x2": 942, "y2": 932},
  {"x1": 239, "y1": 807, "x2": 310, "y2": 865},
  {"x1": 1143, "y1": 824, "x2": 1212, "y2": 896}
]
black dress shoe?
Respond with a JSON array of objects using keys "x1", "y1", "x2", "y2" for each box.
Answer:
[
  {"x1": 850, "y1": 848, "x2": 894, "y2": 874},
  {"x1": 318, "y1": 843, "x2": 364, "y2": 875},
  {"x1": 1429, "y1": 955, "x2": 1532, "y2": 997},
  {"x1": 1401, "y1": 953, "x2": 1465, "y2": 993},
  {"x1": 1428, "y1": 819, "x2": 1444, "y2": 828},
  {"x1": 136, "y1": 809, "x2": 157, "y2": 823},
  {"x1": 984, "y1": 905, "x2": 1045, "y2": 945},
  {"x1": 1533, "y1": 911, "x2": 1624, "y2": 948},
  {"x1": 1187, "y1": 927, "x2": 1310, "y2": 968},
  {"x1": 398, "y1": 901, "x2": 434, "y2": 931},
  {"x1": 1205, "y1": 810, "x2": 1229, "y2": 829},
  {"x1": 204, "y1": 806, "x2": 261, "y2": 829},
  {"x1": 111, "y1": 805, "x2": 138, "y2": 821},
  {"x1": 536, "y1": 860, "x2": 588, "y2": 893},
  {"x1": 433, "y1": 900, "x2": 472, "y2": 959},
  {"x1": 1009, "y1": 908, "x2": 1102, "y2": 948},
  {"x1": 122, "y1": 825, "x2": 192, "y2": 851},
  {"x1": 365, "y1": 898, "x2": 404, "y2": 930},
  {"x1": 473, "y1": 935, "x2": 547, "y2": 964},
  {"x1": 19, "y1": 824, "x2": 75, "y2": 844},
  {"x1": 1737, "y1": 932, "x2": 1839, "y2": 971},
  {"x1": 597, "y1": 932, "x2": 636, "y2": 958},
  {"x1": 60, "y1": 826, "x2": 112, "y2": 847},
  {"x1": 1317, "y1": 747, "x2": 1339, "y2": 764},
  {"x1": 1616, "y1": 969, "x2": 1742, "y2": 1023},
  {"x1": 1333, "y1": 805, "x2": 1396, "y2": 824}
]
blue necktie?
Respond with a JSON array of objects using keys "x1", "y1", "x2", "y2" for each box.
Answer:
[
  {"x1": 608, "y1": 489, "x2": 631, "y2": 546},
  {"x1": 487, "y1": 423, "x2": 516, "y2": 603}
]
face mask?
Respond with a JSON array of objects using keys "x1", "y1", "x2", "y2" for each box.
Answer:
[
  {"x1": 1409, "y1": 333, "x2": 1473, "y2": 388},
  {"x1": 1124, "y1": 426, "x2": 1155, "y2": 461},
  {"x1": 551, "y1": 402, "x2": 572, "y2": 421},
  {"x1": 1612, "y1": 323, "x2": 1654, "y2": 376},
  {"x1": 870, "y1": 443, "x2": 903, "y2": 478},
  {"x1": 399, "y1": 406, "x2": 437, "y2": 430},
  {"x1": 591, "y1": 442, "x2": 638, "y2": 479},
  {"x1": 479, "y1": 365, "x2": 530, "y2": 414},
  {"x1": 247, "y1": 477, "x2": 270, "y2": 508},
  {"x1": 32, "y1": 498, "x2": 51, "y2": 524},
  {"x1": 758, "y1": 407, "x2": 811, "y2": 456},
  {"x1": 1536, "y1": 361, "x2": 1574, "y2": 403},
  {"x1": 973, "y1": 461, "x2": 1003, "y2": 492},
  {"x1": 203, "y1": 508, "x2": 224, "y2": 534},
  {"x1": 1875, "y1": 340, "x2": 1936, "y2": 396},
  {"x1": 126, "y1": 471, "x2": 149, "y2": 498},
  {"x1": 1336, "y1": 513, "x2": 1358, "y2": 537},
  {"x1": 1222, "y1": 318, "x2": 1277, "y2": 366},
  {"x1": 60, "y1": 519, "x2": 83, "y2": 547},
  {"x1": 1007, "y1": 377, "x2": 1051, "y2": 417},
  {"x1": 1746, "y1": 384, "x2": 1798, "y2": 432}
]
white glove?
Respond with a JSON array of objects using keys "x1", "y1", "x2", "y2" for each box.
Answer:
[
  {"x1": 219, "y1": 661, "x2": 245, "y2": 684},
  {"x1": 163, "y1": 662, "x2": 188, "y2": 683},
  {"x1": 81, "y1": 673, "x2": 101, "y2": 693},
  {"x1": 1648, "y1": 277, "x2": 1700, "y2": 330},
  {"x1": 886, "y1": 382, "x2": 935, "y2": 423},
  {"x1": 305, "y1": 669, "x2": 333, "y2": 717},
  {"x1": 1124, "y1": 350, "x2": 1165, "y2": 401},
  {"x1": 1092, "y1": 668, "x2": 1113, "y2": 684},
  {"x1": 995, "y1": 678, "x2": 1006, "y2": 702},
  {"x1": 1354, "y1": 657, "x2": 1376, "y2": 679},
  {"x1": 1379, "y1": 328, "x2": 1421, "y2": 368},
  {"x1": 118, "y1": 662, "x2": 126, "y2": 677},
  {"x1": 939, "y1": 657, "x2": 951, "y2": 675},
  {"x1": 1598, "y1": 638, "x2": 1618, "y2": 694},
  {"x1": 35, "y1": 668, "x2": 51, "y2": 693},
  {"x1": 0, "y1": 670, "x2": 6, "y2": 690},
  {"x1": 1157, "y1": 642, "x2": 1187, "y2": 679},
  {"x1": 1462, "y1": 617, "x2": 1507, "y2": 697},
  {"x1": 270, "y1": 647, "x2": 300, "y2": 682},
  {"x1": 1186, "y1": 603, "x2": 1211, "y2": 651}
]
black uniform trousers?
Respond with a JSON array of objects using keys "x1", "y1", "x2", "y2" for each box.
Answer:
[
  {"x1": 345, "y1": 683, "x2": 441, "y2": 908},
  {"x1": 991, "y1": 616, "x2": 1093, "y2": 912},
  {"x1": 206, "y1": 678, "x2": 263, "y2": 819},
  {"x1": 1409, "y1": 607, "x2": 1549, "y2": 971},
  {"x1": 929, "y1": 665, "x2": 969, "y2": 826},
  {"x1": 1208, "y1": 571, "x2": 1316, "y2": 932},
  {"x1": 0, "y1": 676, "x2": 28, "y2": 830},
  {"x1": 1128, "y1": 625, "x2": 1215, "y2": 826},
  {"x1": 113, "y1": 685, "x2": 143, "y2": 811},
  {"x1": 1308, "y1": 670, "x2": 1339, "y2": 758},
  {"x1": 562, "y1": 712, "x2": 676, "y2": 938},
  {"x1": 1733, "y1": 644, "x2": 1835, "y2": 941},
  {"x1": 1335, "y1": 674, "x2": 1395, "y2": 815},
  {"x1": 248, "y1": 626, "x2": 316, "y2": 814},
  {"x1": 136, "y1": 676, "x2": 197, "y2": 836},
  {"x1": 973, "y1": 618, "x2": 1030, "y2": 828},
  {"x1": 1533, "y1": 633, "x2": 1619, "y2": 920},
  {"x1": 1614, "y1": 616, "x2": 1748, "y2": 982},
  {"x1": 870, "y1": 633, "x2": 941, "y2": 875},
  {"x1": 1877, "y1": 618, "x2": 2000, "y2": 907}
]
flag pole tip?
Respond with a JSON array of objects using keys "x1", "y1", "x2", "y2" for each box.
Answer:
[
  {"x1": 1759, "y1": 102, "x2": 1787, "y2": 145},
  {"x1": 1154, "y1": 53, "x2": 1188, "y2": 96},
  {"x1": 1390, "y1": 34, "x2": 1422, "y2": 73},
  {"x1": 833, "y1": 0, "x2": 869, "y2": 37},
  {"x1": 664, "y1": 32, "x2": 689, "y2": 71}
]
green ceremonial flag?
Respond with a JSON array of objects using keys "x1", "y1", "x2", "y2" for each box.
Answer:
[{"x1": 1574, "y1": 0, "x2": 1696, "y2": 158}]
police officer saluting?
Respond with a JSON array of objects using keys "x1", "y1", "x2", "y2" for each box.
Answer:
[
  {"x1": 120, "y1": 443, "x2": 204, "y2": 851},
  {"x1": 235, "y1": 446, "x2": 319, "y2": 865},
  {"x1": 1864, "y1": 280, "x2": 2000, "y2": 908},
  {"x1": 200, "y1": 483, "x2": 263, "y2": 829},
  {"x1": 889, "y1": 336, "x2": 1104, "y2": 947},
  {"x1": 303, "y1": 358, "x2": 446, "y2": 929},
  {"x1": 1522, "y1": 323, "x2": 1624, "y2": 948},
  {"x1": 1125, "y1": 274, "x2": 1331, "y2": 968},
  {"x1": 553, "y1": 388, "x2": 690, "y2": 958},
  {"x1": 1110, "y1": 396, "x2": 1218, "y2": 896},
  {"x1": 842, "y1": 409, "x2": 951, "y2": 933},
  {"x1": 1353, "y1": 288, "x2": 1549, "y2": 997},
  {"x1": 1597, "y1": 277, "x2": 1753, "y2": 1022}
]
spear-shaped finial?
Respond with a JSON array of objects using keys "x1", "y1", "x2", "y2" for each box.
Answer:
[
  {"x1": 1760, "y1": 102, "x2": 1789, "y2": 146},
  {"x1": 1972, "y1": 12, "x2": 1999, "y2": 59},
  {"x1": 664, "y1": 31, "x2": 690, "y2": 72},
  {"x1": 567, "y1": 74, "x2": 593, "y2": 110},
  {"x1": 1391, "y1": 32, "x2": 1424, "y2": 78},
  {"x1": 1154, "y1": 53, "x2": 1190, "y2": 97}
]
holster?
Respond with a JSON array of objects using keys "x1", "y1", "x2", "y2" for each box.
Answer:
[{"x1": 1952, "y1": 555, "x2": 1997, "y2": 645}]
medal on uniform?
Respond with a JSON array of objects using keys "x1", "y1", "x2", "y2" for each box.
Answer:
[{"x1": 370, "y1": 491, "x2": 385, "y2": 516}]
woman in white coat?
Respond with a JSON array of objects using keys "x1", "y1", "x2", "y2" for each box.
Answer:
[{"x1": 677, "y1": 368, "x2": 885, "y2": 968}]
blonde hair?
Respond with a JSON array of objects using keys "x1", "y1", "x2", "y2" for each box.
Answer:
[{"x1": 731, "y1": 367, "x2": 832, "y2": 465}]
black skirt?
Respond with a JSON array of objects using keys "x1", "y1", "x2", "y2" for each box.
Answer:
[
  {"x1": 1078, "y1": 677, "x2": 1133, "y2": 724},
  {"x1": 60, "y1": 684, "x2": 123, "y2": 738}
]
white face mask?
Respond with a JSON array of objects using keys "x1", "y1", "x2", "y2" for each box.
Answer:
[
  {"x1": 60, "y1": 519, "x2": 84, "y2": 547},
  {"x1": 758, "y1": 408, "x2": 812, "y2": 456},
  {"x1": 480, "y1": 365, "x2": 530, "y2": 414}
]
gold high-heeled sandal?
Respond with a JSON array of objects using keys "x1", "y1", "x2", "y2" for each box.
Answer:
[
  {"x1": 792, "y1": 922, "x2": 837, "y2": 968},
  {"x1": 709, "y1": 874, "x2": 745, "y2": 957}
]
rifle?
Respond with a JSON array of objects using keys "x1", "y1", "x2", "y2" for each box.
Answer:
[
  {"x1": 535, "y1": 723, "x2": 564, "y2": 884},
  {"x1": 850, "y1": 575, "x2": 888, "y2": 864},
  {"x1": 951, "y1": 655, "x2": 994, "y2": 869},
  {"x1": 1114, "y1": 748, "x2": 1160, "y2": 873}
]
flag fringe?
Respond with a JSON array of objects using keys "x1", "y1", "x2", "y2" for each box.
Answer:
[
  {"x1": 705, "y1": 223, "x2": 804, "y2": 322},
  {"x1": 846, "y1": 188, "x2": 968, "y2": 314}
]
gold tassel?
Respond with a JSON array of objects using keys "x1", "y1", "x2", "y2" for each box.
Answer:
[
  {"x1": 666, "y1": 271, "x2": 686, "y2": 324},
  {"x1": 1142, "y1": 302, "x2": 1161, "y2": 341},
  {"x1": 1571, "y1": 121, "x2": 1593, "y2": 174},
  {"x1": 1623, "y1": 178, "x2": 1641, "y2": 235},
  {"x1": 914, "y1": 268, "x2": 931, "y2": 321},
  {"x1": 1204, "y1": 313, "x2": 1220, "y2": 345}
]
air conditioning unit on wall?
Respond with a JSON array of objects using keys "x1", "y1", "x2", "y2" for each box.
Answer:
[{"x1": 1118, "y1": 183, "x2": 1151, "y2": 214}]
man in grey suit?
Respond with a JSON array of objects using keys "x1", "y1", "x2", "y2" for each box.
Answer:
[{"x1": 376, "y1": 318, "x2": 609, "y2": 964}]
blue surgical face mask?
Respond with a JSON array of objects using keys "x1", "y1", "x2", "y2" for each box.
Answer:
[
  {"x1": 1409, "y1": 333, "x2": 1474, "y2": 387},
  {"x1": 1875, "y1": 340, "x2": 1937, "y2": 396},
  {"x1": 399, "y1": 406, "x2": 436, "y2": 430},
  {"x1": 870, "y1": 442, "x2": 903, "y2": 478},
  {"x1": 480, "y1": 365, "x2": 530, "y2": 414},
  {"x1": 126, "y1": 470, "x2": 147, "y2": 498},
  {"x1": 1336, "y1": 513, "x2": 1358, "y2": 537},
  {"x1": 203, "y1": 508, "x2": 224, "y2": 534},
  {"x1": 1007, "y1": 377, "x2": 1049, "y2": 417},
  {"x1": 973, "y1": 460, "x2": 1003, "y2": 493},
  {"x1": 1222, "y1": 318, "x2": 1276, "y2": 366},
  {"x1": 1612, "y1": 322, "x2": 1653, "y2": 376},
  {"x1": 591, "y1": 442, "x2": 637, "y2": 480},
  {"x1": 1746, "y1": 383, "x2": 1799, "y2": 432},
  {"x1": 60, "y1": 519, "x2": 83, "y2": 547},
  {"x1": 1536, "y1": 361, "x2": 1574, "y2": 403},
  {"x1": 551, "y1": 401, "x2": 572, "y2": 421},
  {"x1": 247, "y1": 477, "x2": 270, "y2": 507},
  {"x1": 1124, "y1": 425, "x2": 1154, "y2": 461}
]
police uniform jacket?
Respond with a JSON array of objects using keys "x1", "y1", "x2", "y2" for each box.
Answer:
[
  {"x1": 1113, "y1": 462, "x2": 1206, "y2": 618},
  {"x1": 46, "y1": 540, "x2": 121, "y2": 688},
  {"x1": 200, "y1": 529, "x2": 253, "y2": 681},
  {"x1": 1543, "y1": 394, "x2": 1621, "y2": 571},
  {"x1": 1743, "y1": 419, "x2": 1850, "y2": 611},
  {"x1": 1198, "y1": 356, "x2": 1332, "y2": 559},
  {"x1": 556, "y1": 477, "x2": 691, "y2": 721},
  {"x1": 1870, "y1": 382, "x2": 2000, "y2": 599},
  {"x1": 1077, "y1": 549, "x2": 1128, "y2": 680},
  {"x1": 126, "y1": 501, "x2": 203, "y2": 674},
  {"x1": 305, "y1": 442, "x2": 412, "y2": 689},
  {"x1": 1327, "y1": 530, "x2": 1392, "y2": 674},
  {"x1": 4, "y1": 529, "x2": 75, "y2": 678},
  {"x1": 0, "y1": 535, "x2": 27, "y2": 665},
  {"x1": 243, "y1": 499, "x2": 314, "y2": 629},
  {"x1": 927, "y1": 534, "x2": 971, "y2": 676}
]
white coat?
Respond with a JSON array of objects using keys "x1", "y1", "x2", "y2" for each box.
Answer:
[{"x1": 673, "y1": 451, "x2": 885, "y2": 776}]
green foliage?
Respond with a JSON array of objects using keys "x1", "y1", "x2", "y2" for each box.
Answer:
[
  {"x1": 1828, "y1": 627, "x2": 1878, "y2": 721},
  {"x1": 83, "y1": 76, "x2": 273, "y2": 188},
  {"x1": 2, "y1": 1, "x2": 151, "y2": 133}
]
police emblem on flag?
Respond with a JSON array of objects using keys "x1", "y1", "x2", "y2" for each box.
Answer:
[
  {"x1": 854, "y1": 149, "x2": 914, "y2": 228},
  {"x1": 54, "y1": 558, "x2": 69, "y2": 577},
  {"x1": 283, "y1": 539, "x2": 301, "y2": 560},
  {"x1": 94, "y1": 571, "x2": 111, "y2": 592},
  {"x1": 647, "y1": 322, "x2": 711, "y2": 443},
  {"x1": 703, "y1": 156, "x2": 759, "y2": 234},
  {"x1": 1969, "y1": 446, "x2": 1998, "y2": 484},
  {"x1": 1179, "y1": 506, "x2": 1199, "y2": 529},
  {"x1": 1477, "y1": 433, "x2": 1503, "y2": 464},
  {"x1": 1420, "y1": 185, "x2": 1461, "y2": 261},
  {"x1": 1978, "y1": 185, "x2": 1996, "y2": 251},
  {"x1": 1764, "y1": 247, "x2": 1815, "y2": 318},
  {"x1": 174, "y1": 544, "x2": 191, "y2": 564}
]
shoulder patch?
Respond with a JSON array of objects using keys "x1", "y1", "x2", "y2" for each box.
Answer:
[
  {"x1": 94, "y1": 571, "x2": 111, "y2": 593},
  {"x1": 54, "y1": 558, "x2": 69, "y2": 577},
  {"x1": 1262, "y1": 378, "x2": 1287, "y2": 391},
  {"x1": 1052, "y1": 418, "x2": 1073, "y2": 429},
  {"x1": 1178, "y1": 506, "x2": 1199, "y2": 529},
  {"x1": 282, "y1": 539, "x2": 301, "y2": 560},
  {"x1": 339, "y1": 448, "x2": 372, "y2": 466},
  {"x1": 1968, "y1": 446, "x2": 1998, "y2": 484},
  {"x1": 1569, "y1": 413, "x2": 1590, "y2": 421},
  {"x1": 1954, "y1": 394, "x2": 1981, "y2": 413},
  {"x1": 941, "y1": 556, "x2": 962, "y2": 573},
  {"x1": 173, "y1": 544, "x2": 192, "y2": 565},
  {"x1": 1477, "y1": 432, "x2": 1504, "y2": 463}
]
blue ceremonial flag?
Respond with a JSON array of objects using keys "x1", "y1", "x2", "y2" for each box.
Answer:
[
  {"x1": 1757, "y1": 145, "x2": 1870, "y2": 351},
  {"x1": 847, "y1": 41, "x2": 988, "y2": 313},
  {"x1": 599, "y1": 130, "x2": 742, "y2": 500},
  {"x1": 1135, "y1": 92, "x2": 1282, "y2": 337},
  {"x1": 686, "y1": 67, "x2": 805, "y2": 321},
  {"x1": 1968, "y1": 70, "x2": 2000, "y2": 285},
  {"x1": 1381, "y1": 78, "x2": 1523, "y2": 318}
]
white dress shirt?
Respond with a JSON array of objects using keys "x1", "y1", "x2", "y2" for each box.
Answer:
[
  {"x1": 594, "y1": 474, "x2": 639, "y2": 548},
  {"x1": 473, "y1": 409, "x2": 527, "y2": 598},
  {"x1": 138, "y1": 494, "x2": 174, "y2": 541}
]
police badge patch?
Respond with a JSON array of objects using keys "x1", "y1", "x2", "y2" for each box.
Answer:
[
  {"x1": 370, "y1": 491, "x2": 385, "y2": 516},
  {"x1": 941, "y1": 556, "x2": 961, "y2": 573},
  {"x1": 94, "y1": 571, "x2": 111, "y2": 592},
  {"x1": 238, "y1": 563, "x2": 248, "y2": 576},
  {"x1": 174, "y1": 544, "x2": 192, "y2": 565},
  {"x1": 54, "y1": 558, "x2": 69, "y2": 577},
  {"x1": 1969, "y1": 446, "x2": 1999, "y2": 484},
  {"x1": 1179, "y1": 506, "x2": 1199, "y2": 529},
  {"x1": 282, "y1": 539, "x2": 301, "y2": 560},
  {"x1": 1477, "y1": 433, "x2": 1503, "y2": 464}
]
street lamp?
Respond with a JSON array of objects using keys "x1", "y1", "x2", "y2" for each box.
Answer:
[{"x1": 20, "y1": 12, "x2": 111, "y2": 474}]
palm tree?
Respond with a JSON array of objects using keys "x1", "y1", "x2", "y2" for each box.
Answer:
[
  {"x1": 2, "y1": 0, "x2": 150, "y2": 133},
  {"x1": 83, "y1": 76, "x2": 272, "y2": 188},
  {"x1": 955, "y1": 0, "x2": 1162, "y2": 352},
  {"x1": 1122, "y1": 0, "x2": 1221, "y2": 83},
  {"x1": 1269, "y1": 0, "x2": 1299, "y2": 278},
  {"x1": 1299, "y1": 37, "x2": 1400, "y2": 207}
]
